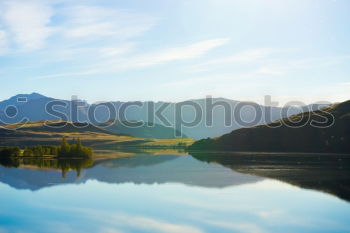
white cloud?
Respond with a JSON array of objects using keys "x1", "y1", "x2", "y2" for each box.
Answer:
[
  {"x1": 269, "y1": 82, "x2": 350, "y2": 105},
  {"x1": 33, "y1": 70, "x2": 97, "y2": 80},
  {"x1": 0, "y1": 1, "x2": 229, "y2": 81},
  {"x1": 39, "y1": 42, "x2": 135, "y2": 63},
  {"x1": 98, "y1": 44, "x2": 135, "y2": 57},
  {"x1": 61, "y1": 5, "x2": 156, "y2": 41},
  {"x1": 1, "y1": 0, "x2": 55, "y2": 51},
  {"x1": 145, "y1": 38, "x2": 230, "y2": 65},
  {"x1": 107, "y1": 38, "x2": 230, "y2": 70},
  {"x1": 32, "y1": 38, "x2": 230, "y2": 79},
  {"x1": 0, "y1": 30, "x2": 9, "y2": 55},
  {"x1": 0, "y1": 2, "x2": 155, "y2": 54},
  {"x1": 192, "y1": 47, "x2": 350, "y2": 78},
  {"x1": 191, "y1": 48, "x2": 275, "y2": 72},
  {"x1": 256, "y1": 55, "x2": 350, "y2": 76}
]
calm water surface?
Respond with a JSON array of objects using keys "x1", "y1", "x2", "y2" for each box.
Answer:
[{"x1": 0, "y1": 152, "x2": 349, "y2": 233}]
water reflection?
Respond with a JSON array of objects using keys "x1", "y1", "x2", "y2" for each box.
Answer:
[
  {"x1": 0, "y1": 153, "x2": 261, "y2": 191},
  {"x1": 191, "y1": 152, "x2": 350, "y2": 202},
  {"x1": 1, "y1": 151, "x2": 349, "y2": 203},
  {"x1": 0, "y1": 157, "x2": 93, "y2": 178},
  {"x1": 0, "y1": 152, "x2": 350, "y2": 233}
]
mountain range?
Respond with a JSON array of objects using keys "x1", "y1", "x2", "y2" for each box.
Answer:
[
  {"x1": 0, "y1": 93, "x2": 183, "y2": 139},
  {"x1": 0, "y1": 93, "x2": 326, "y2": 139}
]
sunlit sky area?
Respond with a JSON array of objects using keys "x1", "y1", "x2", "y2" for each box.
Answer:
[{"x1": 0, "y1": 0, "x2": 349, "y2": 104}]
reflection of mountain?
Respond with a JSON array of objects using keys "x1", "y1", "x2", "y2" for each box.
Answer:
[
  {"x1": 191, "y1": 152, "x2": 350, "y2": 202},
  {"x1": 0, "y1": 158, "x2": 92, "y2": 190},
  {"x1": 99, "y1": 155, "x2": 179, "y2": 168},
  {"x1": 0, "y1": 155, "x2": 261, "y2": 191}
]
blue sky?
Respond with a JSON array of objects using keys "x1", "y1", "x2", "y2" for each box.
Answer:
[{"x1": 0, "y1": 0, "x2": 349, "y2": 104}]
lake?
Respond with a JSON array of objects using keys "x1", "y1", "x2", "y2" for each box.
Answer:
[{"x1": 0, "y1": 151, "x2": 349, "y2": 233}]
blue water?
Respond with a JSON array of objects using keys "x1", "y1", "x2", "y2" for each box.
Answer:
[{"x1": 0, "y1": 154, "x2": 349, "y2": 233}]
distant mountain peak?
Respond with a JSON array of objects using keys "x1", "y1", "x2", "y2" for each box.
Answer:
[
  {"x1": 13, "y1": 92, "x2": 46, "y2": 99},
  {"x1": 0, "y1": 93, "x2": 49, "y2": 110}
]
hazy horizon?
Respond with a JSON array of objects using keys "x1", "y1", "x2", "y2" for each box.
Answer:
[{"x1": 0, "y1": 91, "x2": 342, "y2": 107}]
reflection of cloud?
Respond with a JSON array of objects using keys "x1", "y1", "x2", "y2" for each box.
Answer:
[
  {"x1": 98, "y1": 227, "x2": 125, "y2": 233},
  {"x1": 162, "y1": 196, "x2": 236, "y2": 212},
  {"x1": 107, "y1": 214, "x2": 204, "y2": 233},
  {"x1": 255, "y1": 210, "x2": 284, "y2": 219},
  {"x1": 190, "y1": 215, "x2": 267, "y2": 233},
  {"x1": 205, "y1": 220, "x2": 267, "y2": 233},
  {"x1": 252, "y1": 209, "x2": 324, "y2": 228},
  {"x1": 43, "y1": 205, "x2": 204, "y2": 233}
]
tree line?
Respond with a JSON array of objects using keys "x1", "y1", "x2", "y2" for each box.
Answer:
[{"x1": 0, "y1": 137, "x2": 93, "y2": 158}]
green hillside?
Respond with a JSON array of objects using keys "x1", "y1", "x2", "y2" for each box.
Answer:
[
  {"x1": 189, "y1": 100, "x2": 350, "y2": 153},
  {"x1": 0, "y1": 121, "x2": 194, "y2": 149}
]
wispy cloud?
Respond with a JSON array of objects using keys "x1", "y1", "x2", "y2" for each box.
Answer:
[
  {"x1": 39, "y1": 42, "x2": 135, "y2": 64},
  {"x1": 107, "y1": 38, "x2": 230, "y2": 69},
  {"x1": 1, "y1": 0, "x2": 55, "y2": 51},
  {"x1": 0, "y1": 0, "x2": 229, "y2": 81},
  {"x1": 270, "y1": 81, "x2": 350, "y2": 105},
  {"x1": 31, "y1": 38, "x2": 230, "y2": 79},
  {"x1": 0, "y1": 1, "x2": 156, "y2": 55},
  {"x1": 256, "y1": 55, "x2": 350, "y2": 76},
  {"x1": 191, "y1": 47, "x2": 350, "y2": 77},
  {"x1": 60, "y1": 5, "x2": 156, "y2": 41},
  {"x1": 0, "y1": 30, "x2": 9, "y2": 55},
  {"x1": 32, "y1": 70, "x2": 97, "y2": 80},
  {"x1": 191, "y1": 48, "x2": 275, "y2": 72}
]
